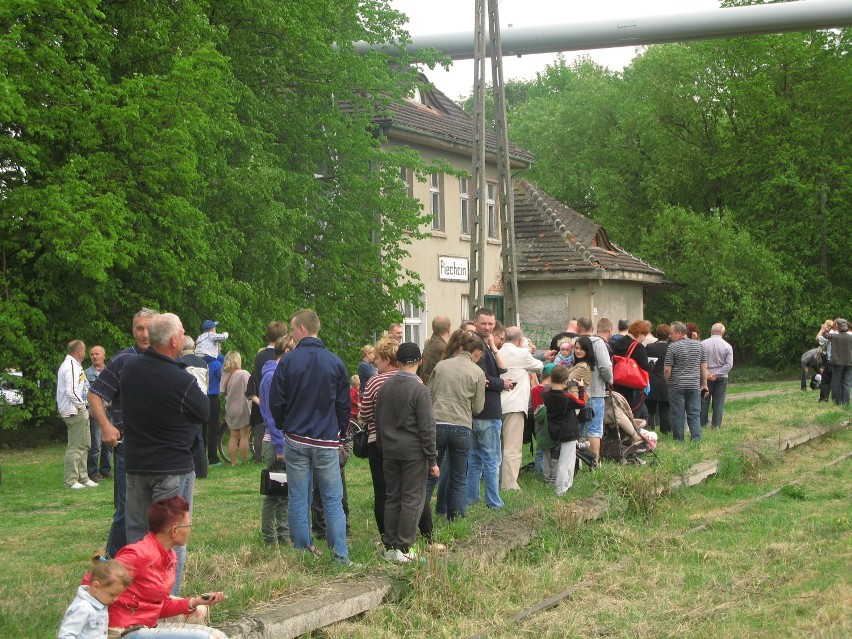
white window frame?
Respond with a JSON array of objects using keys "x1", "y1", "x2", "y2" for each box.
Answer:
[
  {"x1": 461, "y1": 294, "x2": 470, "y2": 322},
  {"x1": 487, "y1": 181, "x2": 498, "y2": 239},
  {"x1": 459, "y1": 176, "x2": 470, "y2": 236},
  {"x1": 400, "y1": 166, "x2": 413, "y2": 197},
  {"x1": 400, "y1": 296, "x2": 426, "y2": 348},
  {"x1": 430, "y1": 172, "x2": 444, "y2": 231}
]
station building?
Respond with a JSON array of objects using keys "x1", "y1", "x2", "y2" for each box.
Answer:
[{"x1": 379, "y1": 78, "x2": 663, "y2": 347}]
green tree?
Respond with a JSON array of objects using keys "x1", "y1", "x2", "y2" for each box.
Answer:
[{"x1": 0, "y1": 0, "x2": 440, "y2": 428}]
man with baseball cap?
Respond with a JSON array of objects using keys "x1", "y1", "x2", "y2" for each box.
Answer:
[{"x1": 375, "y1": 342, "x2": 439, "y2": 562}]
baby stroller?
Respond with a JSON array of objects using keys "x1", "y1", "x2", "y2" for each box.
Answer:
[{"x1": 600, "y1": 390, "x2": 658, "y2": 465}]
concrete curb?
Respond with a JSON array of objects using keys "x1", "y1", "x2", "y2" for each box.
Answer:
[
  {"x1": 221, "y1": 421, "x2": 845, "y2": 638},
  {"x1": 218, "y1": 577, "x2": 392, "y2": 639}
]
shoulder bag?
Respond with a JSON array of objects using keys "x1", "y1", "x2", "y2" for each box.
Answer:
[{"x1": 612, "y1": 341, "x2": 650, "y2": 390}]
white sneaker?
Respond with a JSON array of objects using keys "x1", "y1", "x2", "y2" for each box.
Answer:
[
  {"x1": 384, "y1": 549, "x2": 410, "y2": 563},
  {"x1": 68, "y1": 482, "x2": 85, "y2": 490},
  {"x1": 401, "y1": 549, "x2": 418, "y2": 561},
  {"x1": 83, "y1": 480, "x2": 99, "y2": 488}
]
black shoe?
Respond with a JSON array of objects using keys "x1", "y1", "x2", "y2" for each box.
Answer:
[
  {"x1": 89, "y1": 473, "x2": 103, "y2": 482},
  {"x1": 99, "y1": 472, "x2": 112, "y2": 479}
]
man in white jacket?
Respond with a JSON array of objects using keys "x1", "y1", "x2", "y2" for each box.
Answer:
[
  {"x1": 499, "y1": 327, "x2": 543, "y2": 490},
  {"x1": 57, "y1": 340, "x2": 96, "y2": 489}
]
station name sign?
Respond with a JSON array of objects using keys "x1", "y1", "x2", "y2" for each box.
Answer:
[{"x1": 439, "y1": 256, "x2": 469, "y2": 282}]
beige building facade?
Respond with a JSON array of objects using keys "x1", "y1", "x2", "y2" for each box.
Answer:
[{"x1": 378, "y1": 81, "x2": 663, "y2": 348}]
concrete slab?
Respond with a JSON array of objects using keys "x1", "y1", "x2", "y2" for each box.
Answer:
[{"x1": 219, "y1": 577, "x2": 391, "y2": 639}]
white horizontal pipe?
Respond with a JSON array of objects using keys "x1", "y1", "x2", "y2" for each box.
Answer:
[{"x1": 355, "y1": 0, "x2": 852, "y2": 59}]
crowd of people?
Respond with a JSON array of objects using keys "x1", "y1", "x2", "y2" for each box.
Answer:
[{"x1": 54, "y1": 306, "x2": 848, "y2": 637}]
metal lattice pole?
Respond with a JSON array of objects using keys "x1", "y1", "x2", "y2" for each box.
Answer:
[
  {"x1": 488, "y1": 0, "x2": 519, "y2": 327},
  {"x1": 469, "y1": 0, "x2": 487, "y2": 318}
]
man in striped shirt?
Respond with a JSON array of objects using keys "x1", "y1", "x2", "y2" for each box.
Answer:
[{"x1": 664, "y1": 321, "x2": 708, "y2": 442}]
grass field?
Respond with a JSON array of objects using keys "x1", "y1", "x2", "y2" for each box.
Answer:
[{"x1": 0, "y1": 380, "x2": 848, "y2": 638}]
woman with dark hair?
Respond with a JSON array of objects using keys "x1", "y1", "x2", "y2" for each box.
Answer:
[
  {"x1": 426, "y1": 332, "x2": 486, "y2": 521},
  {"x1": 102, "y1": 496, "x2": 228, "y2": 638},
  {"x1": 646, "y1": 324, "x2": 671, "y2": 433},
  {"x1": 566, "y1": 335, "x2": 596, "y2": 389},
  {"x1": 611, "y1": 320, "x2": 654, "y2": 420}
]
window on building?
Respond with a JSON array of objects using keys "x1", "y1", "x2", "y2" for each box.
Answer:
[
  {"x1": 399, "y1": 167, "x2": 413, "y2": 197},
  {"x1": 430, "y1": 173, "x2": 444, "y2": 231},
  {"x1": 461, "y1": 294, "x2": 470, "y2": 322},
  {"x1": 459, "y1": 176, "x2": 470, "y2": 235},
  {"x1": 400, "y1": 297, "x2": 425, "y2": 346},
  {"x1": 487, "y1": 182, "x2": 498, "y2": 239},
  {"x1": 484, "y1": 294, "x2": 504, "y2": 324}
]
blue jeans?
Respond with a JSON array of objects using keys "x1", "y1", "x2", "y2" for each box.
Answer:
[
  {"x1": 580, "y1": 397, "x2": 605, "y2": 439},
  {"x1": 285, "y1": 438, "x2": 348, "y2": 562},
  {"x1": 87, "y1": 418, "x2": 112, "y2": 477},
  {"x1": 466, "y1": 419, "x2": 503, "y2": 509},
  {"x1": 669, "y1": 387, "x2": 702, "y2": 442},
  {"x1": 125, "y1": 471, "x2": 195, "y2": 595},
  {"x1": 106, "y1": 443, "x2": 127, "y2": 558},
  {"x1": 701, "y1": 377, "x2": 728, "y2": 428},
  {"x1": 426, "y1": 424, "x2": 471, "y2": 520}
]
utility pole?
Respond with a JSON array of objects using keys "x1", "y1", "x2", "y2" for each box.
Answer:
[
  {"x1": 468, "y1": 0, "x2": 487, "y2": 320},
  {"x1": 469, "y1": 0, "x2": 519, "y2": 325}
]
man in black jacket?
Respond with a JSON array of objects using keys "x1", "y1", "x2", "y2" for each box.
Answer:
[
  {"x1": 121, "y1": 312, "x2": 209, "y2": 594},
  {"x1": 466, "y1": 308, "x2": 514, "y2": 510}
]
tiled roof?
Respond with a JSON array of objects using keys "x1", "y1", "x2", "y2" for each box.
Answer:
[
  {"x1": 378, "y1": 76, "x2": 535, "y2": 165},
  {"x1": 514, "y1": 180, "x2": 664, "y2": 279}
]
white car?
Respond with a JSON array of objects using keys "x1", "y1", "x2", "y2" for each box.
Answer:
[{"x1": 1, "y1": 370, "x2": 24, "y2": 406}]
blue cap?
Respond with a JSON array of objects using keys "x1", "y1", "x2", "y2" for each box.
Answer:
[{"x1": 201, "y1": 320, "x2": 219, "y2": 331}]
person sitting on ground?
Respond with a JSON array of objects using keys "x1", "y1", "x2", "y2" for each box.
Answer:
[
  {"x1": 92, "y1": 496, "x2": 229, "y2": 638},
  {"x1": 59, "y1": 555, "x2": 132, "y2": 639},
  {"x1": 542, "y1": 366, "x2": 586, "y2": 496}
]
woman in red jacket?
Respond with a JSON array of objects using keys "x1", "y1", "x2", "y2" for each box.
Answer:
[{"x1": 107, "y1": 496, "x2": 228, "y2": 638}]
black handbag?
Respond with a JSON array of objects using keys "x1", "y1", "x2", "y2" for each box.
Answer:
[
  {"x1": 260, "y1": 469, "x2": 288, "y2": 495},
  {"x1": 350, "y1": 419, "x2": 369, "y2": 459},
  {"x1": 578, "y1": 405, "x2": 595, "y2": 423}
]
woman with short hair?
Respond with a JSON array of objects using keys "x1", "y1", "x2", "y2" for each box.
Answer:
[{"x1": 102, "y1": 496, "x2": 229, "y2": 638}]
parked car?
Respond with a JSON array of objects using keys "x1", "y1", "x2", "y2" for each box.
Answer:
[{"x1": 1, "y1": 370, "x2": 24, "y2": 407}]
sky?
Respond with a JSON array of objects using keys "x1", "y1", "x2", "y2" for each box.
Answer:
[{"x1": 390, "y1": 0, "x2": 722, "y2": 99}]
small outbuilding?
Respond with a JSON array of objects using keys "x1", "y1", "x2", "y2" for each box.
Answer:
[{"x1": 513, "y1": 179, "x2": 664, "y2": 342}]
